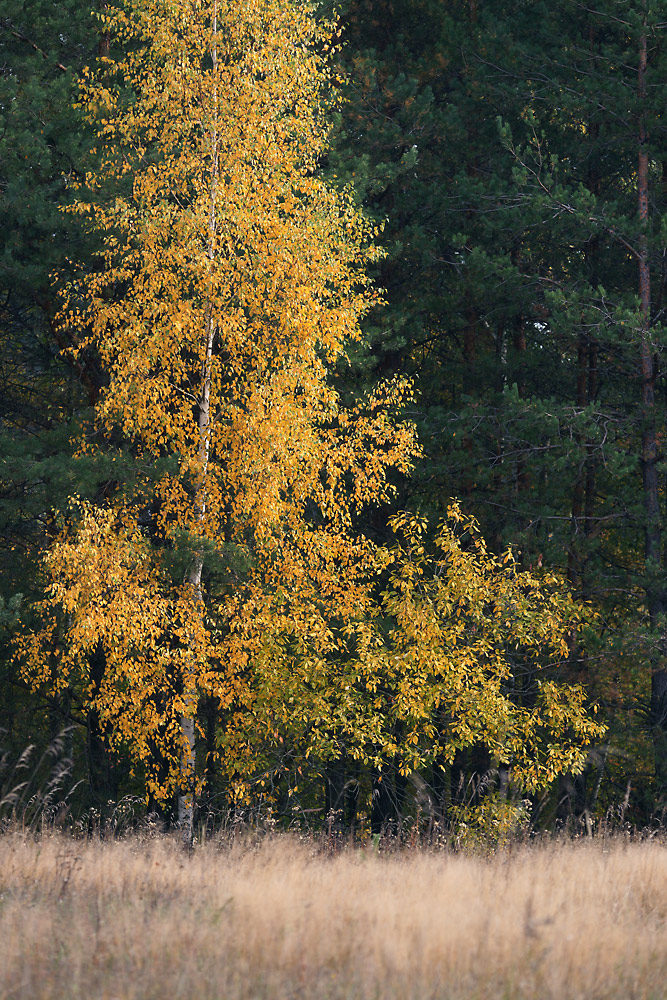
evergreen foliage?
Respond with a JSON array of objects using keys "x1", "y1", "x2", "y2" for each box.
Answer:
[{"x1": 3, "y1": 0, "x2": 666, "y2": 833}]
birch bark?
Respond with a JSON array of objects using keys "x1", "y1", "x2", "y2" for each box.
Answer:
[{"x1": 178, "y1": 0, "x2": 218, "y2": 846}]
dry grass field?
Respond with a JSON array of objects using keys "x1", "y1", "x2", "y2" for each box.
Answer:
[{"x1": 0, "y1": 832, "x2": 666, "y2": 1000}]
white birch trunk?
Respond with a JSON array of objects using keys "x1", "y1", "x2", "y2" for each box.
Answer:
[{"x1": 178, "y1": 0, "x2": 219, "y2": 848}]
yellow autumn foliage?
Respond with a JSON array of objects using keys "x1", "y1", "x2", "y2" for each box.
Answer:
[
  {"x1": 220, "y1": 504, "x2": 605, "y2": 798},
  {"x1": 20, "y1": 0, "x2": 418, "y2": 804},
  {"x1": 19, "y1": 0, "x2": 603, "y2": 813}
]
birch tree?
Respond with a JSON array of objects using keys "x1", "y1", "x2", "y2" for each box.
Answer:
[{"x1": 21, "y1": 0, "x2": 417, "y2": 843}]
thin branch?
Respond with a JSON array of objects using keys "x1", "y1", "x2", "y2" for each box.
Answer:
[{"x1": 2, "y1": 20, "x2": 69, "y2": 73}]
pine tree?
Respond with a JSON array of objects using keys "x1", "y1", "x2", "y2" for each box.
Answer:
[
  {"x1": 333, "y1": 0, "x2": 667, "y2": 822},
  {"x1": 487, "y1": 0, "x2": 667, "y2": 810},
  {"x1": 0, "y1": 0, "x2": 105, "y2": 789}
]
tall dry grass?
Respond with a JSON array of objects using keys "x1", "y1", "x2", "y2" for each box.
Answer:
[{"x1": 0, "y1": 832, "x2": 665, "y2": 999}]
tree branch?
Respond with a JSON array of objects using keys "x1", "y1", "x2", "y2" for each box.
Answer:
[{"x1": 2, "y1": 20, "x2": 69, "y2": 73}]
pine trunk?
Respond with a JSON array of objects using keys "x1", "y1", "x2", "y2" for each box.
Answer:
[{"x1": 637, "y1": 18, "x2": 667, "y2": 790}]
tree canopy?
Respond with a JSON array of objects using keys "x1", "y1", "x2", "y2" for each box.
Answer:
[{"x1": 11, "y1": 0, "x2": 667, "y2": 838}]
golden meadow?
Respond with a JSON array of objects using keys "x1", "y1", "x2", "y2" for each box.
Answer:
[{"x1": 1, "y1": 832, "x2": 665, "y2": 1000}]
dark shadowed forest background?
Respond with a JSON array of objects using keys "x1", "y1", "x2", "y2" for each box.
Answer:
[{"x1": 2, "y1": 0, "x2": 667, "y2": 838}]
